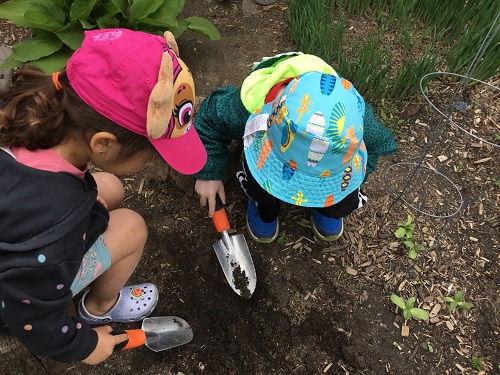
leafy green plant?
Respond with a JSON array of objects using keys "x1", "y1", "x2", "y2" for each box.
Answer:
[
  {"x1": 442, "y1": 290, "x2": 474, "y2": 312},
  {"x1": 0, "y1": 0, "x2": 220, "y2": 73},
  {"x1": 471, "y1": 356, "x2": 484, "y2": 371},
  {"x1": 394, "y1": 215, "x2": 425, "y2": 259},
  {"x1": 390, "y1": 294, "x2": 429, "y2": 322},
  {"x1": 378, "y1": 100, "x2": 405, "y2": 134}
]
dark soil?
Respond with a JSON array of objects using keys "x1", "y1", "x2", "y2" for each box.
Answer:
[{"x1": 1, "y1": 0, "x2": 499, "y2": 374}]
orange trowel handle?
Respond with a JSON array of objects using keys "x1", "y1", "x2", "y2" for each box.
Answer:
[
  {"x1": 112, "y1": 329, "x2": 147, "y2": 350},
  {"x1": 212, "y1": 194, "x2": 230, "y2": 233}
]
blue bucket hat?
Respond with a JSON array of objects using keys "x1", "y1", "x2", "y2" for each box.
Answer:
[{"x1": 243, "y1": 71, "x2": 367, "y2": 208}]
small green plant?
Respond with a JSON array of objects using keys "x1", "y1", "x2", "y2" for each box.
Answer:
[
  {"x1": 392, "y1": 341, "x2": 403, "y2": 350},
  {"x1": 378, "y1": 100, "x2": 405, "y2": 134},
  {"x1": 493, "y1": 178, "x2": 500, "y2": 187},
  {"x1": 394, "y1": 215, "x2": 425, "y2": 259},
  {"x1": 277, "y1": 230, "x2": 292, "y2": 245},
  {"x1": 471, "y1": 356, "x2": 484, "y2": 371},
  {"x1": 442, "y1": 290, "x2": 474, "y2": 312},
  {"x1": 427, "y1": 341, "x2": 434, "y2": 353},
  {"x1": 390, "y1": 294, "x2": 429, "y2": 322},
  {"x1": 0, "y1": 0, "x2": 220, "y2": 73}
]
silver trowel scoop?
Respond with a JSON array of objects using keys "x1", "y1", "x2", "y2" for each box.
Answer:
[{"x1": 212, "y1": 195, "x2": 257, "y2": 298}]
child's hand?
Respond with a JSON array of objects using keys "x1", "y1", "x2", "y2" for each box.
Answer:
[
  {"x1": 195, "y1": 179, "x2": 226, "y2": 218},
  {"x1": 82, "y1": 326, "x2": 128, "y2": 365}
]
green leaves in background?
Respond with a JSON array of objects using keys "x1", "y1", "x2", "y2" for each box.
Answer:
[{"x1": 0, "y1": 0, "x2": 220, "y2": 73}]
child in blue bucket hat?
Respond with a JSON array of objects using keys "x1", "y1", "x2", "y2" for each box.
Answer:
[{"x1": 194, "y1": 53, "x2": 397, "y2": 242}]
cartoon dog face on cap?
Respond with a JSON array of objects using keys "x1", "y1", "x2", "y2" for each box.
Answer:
[
  {"x1": 146, "y1": 32, "x2": 195, "y2": 141},
  {"x1": 169, "y1": 55, "x2": 195, "y2": 139}
]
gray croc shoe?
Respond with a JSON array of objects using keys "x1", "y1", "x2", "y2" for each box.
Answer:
[{"x1": 77, "y1": 283, "x2": 159, "y2": 325}]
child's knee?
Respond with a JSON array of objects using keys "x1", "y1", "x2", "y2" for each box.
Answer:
[
  {"x1": 107, "y1": 208, "x2": 148, "y2": 255},
  {"x1": 92, "y1": 172, "x2": 125, "y2": 210}
]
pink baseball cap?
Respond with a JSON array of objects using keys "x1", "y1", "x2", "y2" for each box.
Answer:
[{"x1": 66, "y1": 28, "x2": 207, "y2": 175}]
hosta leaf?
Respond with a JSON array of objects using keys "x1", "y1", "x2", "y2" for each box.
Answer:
[
  {"x1": 25, "y1": 5, "x2": 65, "y2": 32},
  {"x1": 0, "y1": 52, "x2": 24, "y2": 70},
  {"x1": 56, "y1": 22, "x2": 85, "y2": 50},
  {"x1": 79, "y1": 19, "x2": 96, "y2": 29},
  {"x1": 48, "y1": 0, "x2": 66, "y2": 7},
  {"x1": 411, "y1": 308, "x2": 428, "y2": 321},
  {"x1": 140, "y1": 15, "x2": 178, "y2": 28},
  {"x1": 31, "y1": 49, "x2": 74, "y2": 74},
  {"x1": 129, "y1": 0, "x2": 163, "y2": 23},
  {"x1": 70, "y1": 0, "x2": 98, "y2": 21},
  {"x1": 155, "y1": 0, "x2": 185, "y2": 15},
  {"x1": 185, "y1": 16, "x2": 221, "y2": 41},
  {"x1": 168, "y1": 19, "x2": 189, "y2": 39},
  {"x1": 97, "y1": 16, "x2": 120, "y2": 29},
  {"x1": 11, "y1": 33, "x2": 62, "y2": 63},
  {"x1": 390, "y1": 294, "x2": 406, "y2": 309},
  {"x1": 0, "y1": 0, "x2": 48, "y2": 27},
  {"x1": 110, "y1": 0, "x2": 128, "y2": 16},
  {"x1": 141, "y1": 5, "x2": 179, "y2": 28}
]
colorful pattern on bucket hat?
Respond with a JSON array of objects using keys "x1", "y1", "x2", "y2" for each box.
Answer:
[
  {"x1": 243, "y1": 71, "x2": 367, "y2": 208},
  {"x1": 66, "y1": 28, "x2": 206, "y2": 175}
]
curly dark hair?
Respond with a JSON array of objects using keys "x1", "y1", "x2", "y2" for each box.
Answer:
[{"x1": 0, "y1": 67, "x2": 153, "y2": 158}]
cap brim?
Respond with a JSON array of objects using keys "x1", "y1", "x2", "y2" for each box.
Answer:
[{"x1": 149, "y1": 125, "x2": 207, "y2": 175}]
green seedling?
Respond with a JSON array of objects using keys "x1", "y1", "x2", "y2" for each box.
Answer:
[
  {"x1": 390, "y1": 294, "x2": 429, "y2": 322},
  {"x1": 471, "y1": 356, "x2": 484, "y2": 371},
  {"x1": 277, "y1": 230, "x2": 292, "y2": 245},
  {"x1": 442, "y1": 290, "x2": 474, "y2": 312},
  {"x1": 493, "y1": 178, "x2": 500, "y2": 187},
  {"x1": 393, "y1": 341, "x2": 403, "y2": 350},
  {"x1": 395, "y1": 215, "x2": 415, "y2": 239},
  {"x1": 427, "y1": 341, "x2": 434, "y2": 353},
  {"x1": 404, "y1": 237, "x2": 425, "y2": 259},
  {"x1": 394, "y1": 215, "x2": 425, "y2": 259}
]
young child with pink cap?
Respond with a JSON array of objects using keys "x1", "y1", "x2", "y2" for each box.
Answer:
[
  {"x1": 0, "y1": 28, "x2": 206, "y2": 364},
  {"x1": 194, "y1": 53, "x2": 397, "y2": 243}
]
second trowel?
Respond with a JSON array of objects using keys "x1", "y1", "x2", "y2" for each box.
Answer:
[{"x1": 212, "y1": 194, "x2": 256, "y2": 298}]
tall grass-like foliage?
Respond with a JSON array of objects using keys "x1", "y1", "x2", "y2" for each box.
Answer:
[{"x1": 287, "y1": 0, "x2": 499, "y2": 101}]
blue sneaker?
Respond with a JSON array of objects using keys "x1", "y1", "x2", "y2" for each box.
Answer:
[
  {"x1": 310, "y1": 210, "x2": 343, "y2": 241},
  {"x1": 246, "y1": 198, "x2": 279, "y2": 243}
]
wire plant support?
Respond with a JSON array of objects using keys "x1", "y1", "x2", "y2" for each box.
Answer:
[{"x1": 382, "y1": 10, "x2": 499, "y2": 264}]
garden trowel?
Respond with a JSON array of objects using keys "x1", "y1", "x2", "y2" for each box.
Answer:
[
  {"x1": 212, "y1": 194, "x2": 257, "y2": 299},
  {"x1": 112, "y1": 316, "x2": 193, "y2": 352}
]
